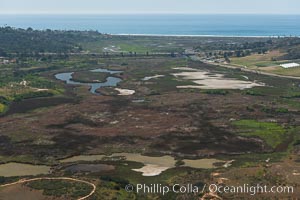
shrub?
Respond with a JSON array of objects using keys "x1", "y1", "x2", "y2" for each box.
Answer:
[
  {"x1": 243, "y1": 90, "x2": 263, "y2": 96},
  {"x1": 13, "y1": 91, "x2": 54, "y2": 101},
  {"x1": 204, "y1": 90, "x2": 228, "y2": 95},
  {"x1": 0, "y1": 103, "x2": 6, "y2": 113}
]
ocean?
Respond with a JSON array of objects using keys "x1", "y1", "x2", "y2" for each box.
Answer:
[{"x1": 0, "y1": 14, "x2": 300, "y2": 37}]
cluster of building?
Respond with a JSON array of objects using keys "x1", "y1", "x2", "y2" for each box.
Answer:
[
  {"x1": 0, "y1": 57, "x2": 10, "y2": 64},
  {"x1": 0, "y1": 57, "x2": 16, "y2": 65}
]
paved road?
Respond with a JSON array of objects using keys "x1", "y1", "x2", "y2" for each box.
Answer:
[
  {"x1": 211, "y1": 62, "x2": 300, "y2": 80},
  {"x1": 190, "y1": 56, "x2": 300, "y2": 80}
]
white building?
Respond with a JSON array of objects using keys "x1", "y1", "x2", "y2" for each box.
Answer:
[{"x1": 280, "y1": 63, "x2": 300, "y2": 69}]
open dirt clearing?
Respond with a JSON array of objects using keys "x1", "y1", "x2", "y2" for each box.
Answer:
[{"x1": 173, "y1": 68, "x2": 265, "y2": 90}]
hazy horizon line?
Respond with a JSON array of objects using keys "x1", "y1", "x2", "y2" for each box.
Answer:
[{"x1": 1, "y1": 12, "x2": 300, "y2": 15}]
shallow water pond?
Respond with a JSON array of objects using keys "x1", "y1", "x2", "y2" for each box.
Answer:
[
  {"x1": 0, "y1": 163, "x2": 50, "y2": 177},
  {"x1": 60, "y1": 153, "x2": 225, "y2": 176}
]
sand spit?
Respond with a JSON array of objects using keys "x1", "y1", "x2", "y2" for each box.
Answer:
[
  {"x1": 142, "y1": 75, "x2": 165, "y2": 81},
  {"x1": 115, "y1": 88, "x2": 135, "y2": 95},
  {"x1": 133, "y1": 164, "x2": 170, "y2": 176},
  {"x1": 173, "y1": 67, "x2": 199, "y2": 71}
]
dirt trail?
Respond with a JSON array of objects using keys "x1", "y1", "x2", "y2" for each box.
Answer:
[{"x1": 0, "y1": 177, "x2": 96, "y2": 200}]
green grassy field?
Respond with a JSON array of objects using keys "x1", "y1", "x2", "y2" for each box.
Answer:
[
  {"x1": 232, "y1": 120, "x2": 287, "y2": 148},
  {"x1": 231, "y1": 51, "x2": 300, "y2": 76}
]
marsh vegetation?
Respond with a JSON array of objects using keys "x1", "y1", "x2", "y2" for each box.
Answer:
[{"x1": 0, "y1": 28, "x2": 300, "y2": 199}]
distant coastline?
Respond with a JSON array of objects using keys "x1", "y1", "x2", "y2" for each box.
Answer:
[
  {"x1": 1, "y1": 14, "x2": 300, "y2": 37},
  {"x1": 115, "y1": 33, "x2": 299, "y2": 38}
]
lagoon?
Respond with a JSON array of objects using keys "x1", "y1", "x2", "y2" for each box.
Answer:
[{"x1": 55, "y1": 68, "x2": 122, "y2": 94}]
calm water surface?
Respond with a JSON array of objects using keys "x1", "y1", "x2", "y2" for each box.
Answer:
[{"x1": 1, "y1": 14, "x2": 300, "y2": 36}]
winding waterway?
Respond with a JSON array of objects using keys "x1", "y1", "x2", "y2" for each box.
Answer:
[{"x1": 55, "y1": 68, "x2": 122, "y2": 94}]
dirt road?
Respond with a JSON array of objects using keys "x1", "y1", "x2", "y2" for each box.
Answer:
[{"x1": 0, "y1": 177, "x2": 96, "y2": 200}]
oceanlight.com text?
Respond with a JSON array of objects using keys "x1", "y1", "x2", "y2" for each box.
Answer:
[{"x1": 125, "y1": 183, "x2": 294, "y2": 196}]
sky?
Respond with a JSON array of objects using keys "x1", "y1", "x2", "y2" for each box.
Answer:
[{"x1": 0, "y1": 0, "x2": 299, "y2": 14}]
